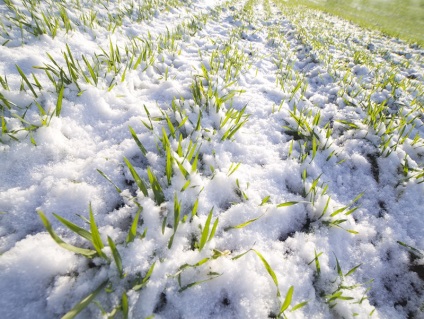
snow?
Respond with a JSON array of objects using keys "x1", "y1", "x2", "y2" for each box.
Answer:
[{"x1": 0, "y1": 0, "x2": 423, "y2": 318}]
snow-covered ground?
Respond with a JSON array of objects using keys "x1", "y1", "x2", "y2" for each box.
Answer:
[{"x1": 0, "y1": 0, "x2": 423, "y2": 318}]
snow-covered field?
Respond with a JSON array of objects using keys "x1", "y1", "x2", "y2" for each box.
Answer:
[{"x1": 1, "y1": 0, "x2": 423, "y2": 318}]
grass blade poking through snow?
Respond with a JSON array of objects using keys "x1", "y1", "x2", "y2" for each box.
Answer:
[
  {"x1": 397, "y1": 241, "x2": 424, "y2": 258},
  {"x1": 260, "y1": 196, "x2": 271, "y2": 206},
  {"x1": 132, "y1": 261, "x2": 156, "y2": 291},
  {"x1": 56, "y1": 85, "x2": 64, "y2": 117},
  {"x1": 38, "y1": 211, "x2": 97, "y2": 258},
  {"x1": 97, "y1": 169, "x2": 122, "y2": 194},
  {"x1": 53, "y1": 213, "x2": 93, "y2": 242},
  {"x1": 147, "y1": 167, "x2": 165, "y2": 205},
  {"x1": 108, "y1": 236, "x2": 124, "y2": 278},
  {"x1": 252, "y1": 249, "x2": 281, "y2": 297},
  {"x1": 62, "y1": 280, "x2": 108, "y2": 319},
  {"x1": 168, "y1": 195, "x2": 181, "y2": 249},
  {"x1": 291, "y1": 300, "x2": 309, "y2": 312},
  {"x1": 224, "y1": 213, "x2": 265, "y2": 231},
  {"x1": 276, "y1": 201, "x2": 299, "y2": 208},
  {"x1": 278, "y1": 287, "x2": 308, "y2": 317},
  {"x1": 121, "y1": 292, "x2": 129, "y2": 319},
  {"x1": 126, "y1": 207, "x2": 142, "y2": 244},
  {"x1": 308, "y1": 250, "x2": 323, "y2": 276},
  {"x1": 190, "y1": 198, "x2": 199, "y2": 222},
  {"x1": 89, "y1": 203, "x2": 107, "y2": 260},
  {"x1": 129, "y1": 126, "x2": 147, "y2": 156},
  {"x1": 15, "y1": 64, "x2": 38, "y2": 98},
  {"x1": 178, "y1": 273, "x2": 222, "y2": 293},
  {"x1": 198, "y1": 208, "x2": 218, "y2": 251},
  {"x1": 279, "y1": 285, "x2": 294, "y2": 316},
  {"x1": 124, "y1": 157, "x2": 148, "y2": 197}
]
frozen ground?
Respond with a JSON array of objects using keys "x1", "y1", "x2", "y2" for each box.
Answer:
[{"x1": 0, "y1": 0, "x2": 423, "y2": 318}]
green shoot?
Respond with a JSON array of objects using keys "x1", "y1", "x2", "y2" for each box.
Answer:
[
  {"x1": 252, "y1": 249, "x2": 280, "y2": 297},
  {"x1": 62, "y1": 280, "x2": 108, "y2": 319},
  {"x1": 277, "y1": 201, "x2": 299, "y2": 208},
  {"x1": 132, "y1": 261, "x2": 156, "y2": 291},
  {"x1": 123, "y1": 157, "x2": 148, "y2": 197},
  {"x1": 89, "y1": 203, "x2": 107, "y2": 260},
  {"x1": 224, "y1": 213, "x2": 265, "y2": 231},
  {"x1": 147, "y1": 167, "x2": 165, "y2": 205},
  {"x1": 38, "y1": 211, "x2": 97, "y2": 258},
  {"x1": 129, "y1": 126, "x2": 147, "y2": 156},
  {"x1": 97, "y1": 169, "x2": 122, "y2": 194},
  {"x1": 198, "y1": 208, "x2": 218, "y2": 251},
  {"x1": 126, "y1": 207, "x2": 143, "y2": 244},
  {"x1": 16, "y1": 64, "x2": 38, "y2": 98},
  {"x1": 107, "y1": 236, "x2": 124, "y2": 278},
  {"x1": 56, "y1": 85, "x2": 64, "y2": 117}
]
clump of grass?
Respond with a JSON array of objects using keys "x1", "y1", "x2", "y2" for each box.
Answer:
[{"x1": 39, "y1": 202, "x2": 156, "y2": 317}]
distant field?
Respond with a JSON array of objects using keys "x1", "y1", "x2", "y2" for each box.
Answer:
[{"x1": 287, "y1": 0, "x2": 424, "y2": 45}]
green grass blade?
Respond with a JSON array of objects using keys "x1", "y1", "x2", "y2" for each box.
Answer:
[
  {"x1": 126, "y1": 207, "x2": 142, "y2": 244},
  {"x1": 176, "y1": 159, "x2": 189, "y2": 179},
  {"x1": 397, "y1": 241, "x2": 424, "y2": 258},
  {"x1": 38, "y1": 211, "x2": 97, "y2": 258},
  {"x1": 311, "y1": 136, "x2": 317, "y2": 160},
  {"x1": 178, "y1": 274, "x2": 222, "y2": 292},
  {"x1": 180, "y1": 180, "x2": 191, "y2": 192},
  {"x1": 252, "y1": 249, "x2": 280, "y2": 297},
  {"x1": 173, "y1": 194, "x2": 180, "y2": 231},
  {"x1": 16, "y1": 64, "x2": 38, "y2": 98},
  {"x1": 107, "y1": 236, "x2": 123, "y2": 278},
  {"x1": 319, "y1": 197, "x2": 331, "y2": 219},
  {"x1": 227, "y1": 162, "x2": 241, "y2": 176},
  {"x1": 208, "y1": 218, "x2": 219, "y2": 242},
  {"x1": 34, "y1": 100, "x2": 46, "y2": 116},
  {"x1": 121, "y1": 292, "x2": 128, "y2": 319},
  {"x1": 334, "y1": 254, "x2": 343, "y2": 277},
  {"x1": 82, "y1": 55, "x2": 98, "y2": 86},
  {"x1": 97, "y1": 169, "x2": 122, "y2": 193},
  {"x1": 32, "y1": 73, "x2": 42, "y2": 90},
  {"x1": 89, "y1": 203, "x2": 107, "y2": 259},
  {"x1": 351, "y1": 192, "x2": 364, "y2": 204},
  {"x1": 0, "y1": 92, "x2": 13, "y2": 109},
  {"x1": 260, "y1": 196, "x2": 270, "y2": 206},
  {"x1": 62, "y1": 280, "x2": 108, "y2": 319},
  {"x1": 53, "y1": 213, "x2": 92, "y2": 242},
  {"x1": 191, "y1": 152, "x2": 199, "y2": 172},
  {"x1": 1, "y1": 117, "x2": 7, "y2": 134},
  {"x1": 124, "y1": 157, "x2": 148, "y2": 197},
  {"x1": 291, "y1": 300, "x2": 308, "y2": 312},
  {"x1": 56, "y1": 85, "x2": 64, "y2": 117},
  {"x1": 231, "y1": 249, "x2": 253, "y2": 260},
  {"x1": 345, "y1": 264, "x2": 362, "y2": 277},
  {"x1": 225, "y1": 213, "x2": 264, "y2": 231},
  {"x1": 165, "y1": 143, "x2": 173, "y2": 185},
  {"x1": 133, "y1": 261, "x2": 156, "y2": 291},
  {"x1": 199, "y1": 209, "x2": 212, "y2": 251},
  {"x1": 330, "y1": 206, "x2": 347, "y2": 217},
  {"x1": 276, "y1": 201, "x2": 298, "y2": 207},
  {"x1": 165, "y1": 114, "x2": 175, "y2": 138},
  {"x1": 336, "y1": 120, "x2": 359, "y2": 129},
  {"x1": 168, "y1": 233, "x2": 176, "y2": 249},
  {"x1": 129, "y1": 126, "x2": 147, "y2": 156},
  {"x1": 147, "y1": 167, "x2": 165, "y2": 205},
  {"x1": 191, "y1": 198, "x2": 198, "y2": 221},
  {"x1": 314, "y1": 250, "x2": 321, "y2": 275},
  {"x1": 344, "y1": 207, "x2": 359, "y2": 216},
  {"x1": 279, "y1": 286, "x2": 294, "y2": 314}
]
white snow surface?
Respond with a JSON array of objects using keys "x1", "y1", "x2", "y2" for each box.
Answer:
[{"x1": 0, "y1": 0, "x2": 423, "y2": 318}]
